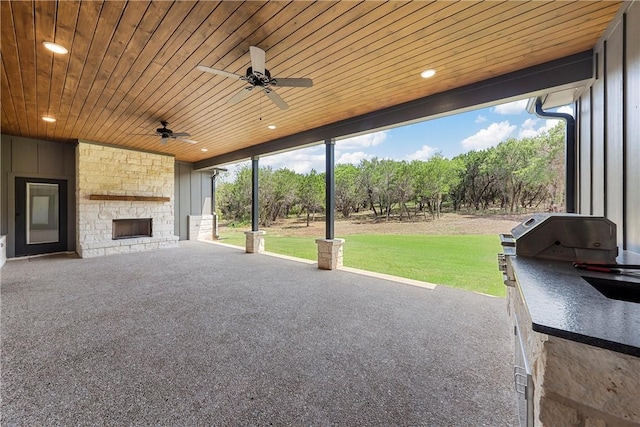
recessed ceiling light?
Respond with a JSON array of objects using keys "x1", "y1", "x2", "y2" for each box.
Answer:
[
  {"x1": 420, "y1": 69, "x2": 436, "y2": 79},
  {"x1": 201, "y1": 148, "x2": 208, "y2": 152},
  {"x1": 267, "y1": 125, "x2": 276, "y2": 130},
  {"x1": 43, "y1": 41, "x2": 68, "y2": 54},
  {"x1": 42, "y1": 116, "x2": 56, "y2": 122}
]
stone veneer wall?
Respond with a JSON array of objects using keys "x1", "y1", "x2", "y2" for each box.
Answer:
[{"x1": 76, "y1": 142, "x2": 178, "y2": 258}]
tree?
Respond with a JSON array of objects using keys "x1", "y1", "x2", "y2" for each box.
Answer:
[
  {"x1": 298, "y1": 170, "x2": 325, "y2": 226},
  {"x1": 412, "y1": 154, "x2": 461, "y2": 219},
  {"x1": 217, "y1": 122, "x2": 567, "y2": 223},
  {"x1": 356, "y1": 159, "x2": 379, "y2": 217},
  {"x1": 259, "y1": 167, "x2": 298, "y2": 226},
  {"x1": 487, "y1": 136, "x2": 550, "y2": 213},
  {"x1": 218, "y1": 165, "x2": 252, "y2": 223},
  {"x1": 335, "y1": 164, "x2": 361, "y2": 218},
  {"x1": 395, "y1": 161, "x2": 413, "y2": 220},
  {"x1": 372, "y1": 159, "x2": 399, "y2": 221}
]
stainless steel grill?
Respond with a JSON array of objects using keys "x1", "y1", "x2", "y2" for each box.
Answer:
[
  {"x1": 503, "y1": 213, "x2": 617, "y2": 264},
  {"x1": 498, "y1": 214, "x2": 619, "y2": 427}
]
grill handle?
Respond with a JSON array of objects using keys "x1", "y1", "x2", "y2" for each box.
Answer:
[{"x1": 500, "y1": 233, "x2": 516, "y2": 247}]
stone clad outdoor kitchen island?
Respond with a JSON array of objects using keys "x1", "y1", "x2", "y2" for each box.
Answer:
[{"x1": 504, "y1": 252, "x2": 640, "y2": 426}]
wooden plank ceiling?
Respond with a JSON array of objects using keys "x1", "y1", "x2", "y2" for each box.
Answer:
[{"x1": 1, "y1": 1, "x2": 621, "y2": 163}]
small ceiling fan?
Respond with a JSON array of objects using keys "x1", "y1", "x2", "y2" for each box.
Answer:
[
  {"x1": 197, "y1": 46, "x2": 313, "y2": 110},
  {"x1": 154, "y1": 121, "x2": 197, "y2": 145}
]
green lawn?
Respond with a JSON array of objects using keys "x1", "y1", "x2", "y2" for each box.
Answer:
[{"x1": 216, "y1": 230, "x2": 504, "y2": 297}]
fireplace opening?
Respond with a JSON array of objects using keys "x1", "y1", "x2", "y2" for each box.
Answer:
[{"x1": 113, "y1": 218, "x2": 152, "y2": 240}]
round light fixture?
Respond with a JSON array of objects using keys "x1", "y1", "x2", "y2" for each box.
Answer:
[
  {"x1": 42, "y1": 116, "x2": 56, "y2": 122},
  {"x1": 267, "y1": 125, "x2": 276, "y2": 130},
  {"x1": 200, "y1": 148, "x2": 208, "y2": 152},
  {"x1": 420, "y1": 69, "x2": 436, "y2": 79},
  {"x1": 43, "y1": 41, "x2": 68, "y2": 54}
]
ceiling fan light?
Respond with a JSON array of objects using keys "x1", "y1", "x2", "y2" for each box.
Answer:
[
  {"x1": 42, "y1": 116, "x2": 56, "y2": 122},
  {"x1": 268, "y1": 125, "x2": 276, "y2": 130},
  {"x1": 43, "y1": 41, "x2": 68, "y2": 54},
  {"x1": 420, "y1": 69, "x2": 436, "y2": 79}
]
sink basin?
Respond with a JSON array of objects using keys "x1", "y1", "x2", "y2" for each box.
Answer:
[{"x1": 582, "y1": 276, "x2": 640, "y2": 303}]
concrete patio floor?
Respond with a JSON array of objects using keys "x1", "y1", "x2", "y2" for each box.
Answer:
[{"x1": 1, "y1": 241, "x2": 517, "y2": 426}]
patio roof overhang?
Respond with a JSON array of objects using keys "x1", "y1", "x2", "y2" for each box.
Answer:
[{"x1": 0, "y1": 1, "x2": 622, "y2": 164}]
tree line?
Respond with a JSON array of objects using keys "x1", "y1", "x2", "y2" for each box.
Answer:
[{"x1": 218, "y1": 123, "x2": 565, "y2": 226}]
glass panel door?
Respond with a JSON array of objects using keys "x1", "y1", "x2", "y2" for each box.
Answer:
[
  {"x1": 15, "y1": 177, "x2": 68, "y2": 257},
  {"x1": 27, "y1": 183, "x2": 60, "y2": 244}
]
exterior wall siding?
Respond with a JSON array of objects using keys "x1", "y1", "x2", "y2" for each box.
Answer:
[
  {"x1": 626, "y1": 3, "x2": 640, "y2": 254},
  {"x1": 0, "y1": 135, "x2": 76, "y2": 258},
  {"x1": 174, "y1": 161, "x2": 212, "y2": 240},
  {"x1": 605, "y1": 22, "x2": 625, "y2": 245},
  {"x1": 591, "y1": 46, "x2": 606, "y2": 217},
  {"x1": 578, "y1": 93, "x2": 592, "y2": 214},
  {"x1": 578, "y1": 1, "x2": 640, "y2": 253}
]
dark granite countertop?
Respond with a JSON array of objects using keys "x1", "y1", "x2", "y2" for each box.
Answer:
[{"x1": 510, "y1": 251, "x2": 640, "y2": 357}]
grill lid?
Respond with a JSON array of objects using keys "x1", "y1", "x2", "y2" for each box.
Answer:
[{"x1": 508, "y1": 214, "x2": 617, "y2": 263}]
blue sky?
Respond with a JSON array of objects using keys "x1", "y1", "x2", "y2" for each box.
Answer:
[{"x1": 223, "y1": 99, "x2": 572, "y2": 178}]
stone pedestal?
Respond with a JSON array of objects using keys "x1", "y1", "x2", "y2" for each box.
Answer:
[
  {"x1": 244, "y1": 230, "x2": 265, "y2": 253},
  {"x1": 315, "y1": 238, "x2": 344, "y2": 270}
]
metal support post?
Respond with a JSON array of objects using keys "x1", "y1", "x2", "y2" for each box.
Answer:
[
  {"x1": 252, "y1": 156, "x2": 259, "y2": 232},
  {"x1": 325, "y1": 139, "x2": 335, "y2": 240},
  {"x1": 210, "y1": 172, "x2": 217, "y2": 215},
  {"x1": 210, "y1": 168, "x2": 226, "y2": 240}
]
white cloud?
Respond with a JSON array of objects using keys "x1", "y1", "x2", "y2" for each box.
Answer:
[
  {"x1": 492, "y1": 99, "x2": 528, "y2": 115},
  {"x1": 518, "y1": 117, "x2": 566, "y2": 139},
  {"x1": 219, "y1": 141, "x2": 382, "y2": 177},
  {"x1": 515, "y1": 104, "x2": 573, "y2": 138},
  {"x1": 475, "y1": 115, "x2": 487, "y2": 123},
  {"x1": 557, "y1": 105, "x2": 574, "y2": 115},
  {"x1": 336, "y1": 130, "x2": 388, "y2": 149},
  {"x1": 261, "y1": 147, "x2": 325, "y2": 174},
  {"x1": 461, "y1": 121, "x2": 516, "y2": 150},
  {"x1": 406, "y1": 144, "x2": 437, "y2": 161},
  {"x1": 518, "y1": 118, "x2": 542, "y2": 138},
  {"x1": 337, "y1": 151, "x2": 372, "y2": 165}
]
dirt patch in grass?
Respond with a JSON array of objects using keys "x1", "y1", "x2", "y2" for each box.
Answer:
[{"x1": 221, "y1": 211, "x2": 530, "y2": 238}]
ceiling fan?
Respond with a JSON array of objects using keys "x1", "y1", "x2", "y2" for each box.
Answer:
[
  {"x1": 197, "y1": 46, "x2": 313, "y2": 110},
  {"x1": 154, "y1": 121, "x2": 197, "y2": 145}
]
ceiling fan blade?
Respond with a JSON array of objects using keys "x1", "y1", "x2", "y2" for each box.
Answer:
[
  {"x1": 171, "y1": 132, "x2": 191, "y2": 138},
  {"x1": 263, "y1": 88, "x2": 288, "y2": 110},
  {"x1": 197, "y1": 65, "x2": 243, "y2": 80},
  {"x1": 177, "y1": 138, "x2": 198, "y2": 144},
  {"x1": 229, "y1": 86, "x2": 254, "y2": 104},
  {"x1": 249, "y1": 46, "x2": 265, "y2": 75},
  {"x1": 270, "y1": 77, "x2": 313, "y2": 88}
]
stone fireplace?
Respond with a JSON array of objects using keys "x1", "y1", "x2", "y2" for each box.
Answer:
[{"x1": 76, "y1": 142, "x2": 178, "y2": 258}]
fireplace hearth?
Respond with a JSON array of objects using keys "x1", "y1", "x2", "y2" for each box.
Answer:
[{"x1": 113, "y1": 219, "x2": 152, "y2": 240}]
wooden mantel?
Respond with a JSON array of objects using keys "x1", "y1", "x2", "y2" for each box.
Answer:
[{"x1": 89, "y1": 195, "x2": 170, "y2": 202}]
